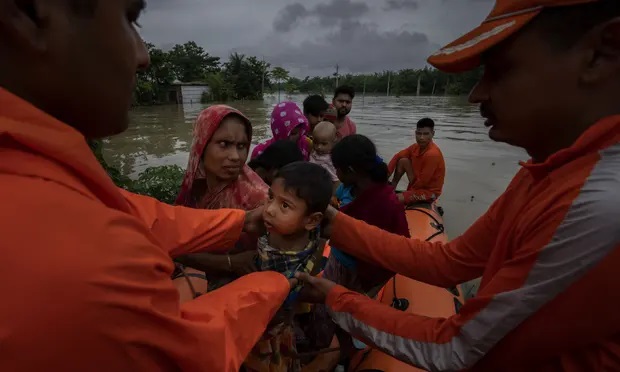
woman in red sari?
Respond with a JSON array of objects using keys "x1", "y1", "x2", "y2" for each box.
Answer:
[{"x1": 173, "y1": 105, "x2": 269, "y2": 300}]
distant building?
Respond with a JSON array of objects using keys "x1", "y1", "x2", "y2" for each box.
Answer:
[{"x1": 167, "y1": 81, "x2": 210, "y2": 105}]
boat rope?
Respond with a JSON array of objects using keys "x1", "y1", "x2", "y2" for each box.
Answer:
[{"x1": 391, "y1": 207, "x2": 449, "y2": 312}]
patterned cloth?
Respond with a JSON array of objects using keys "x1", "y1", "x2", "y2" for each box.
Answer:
[
  {"x1": 255, "y1": 232, "x2": 321, "y2": 280},
  {"x1": 175, "y1": 104, "x2": 268, "y2": 210},
  {"x1": 251, "y1": 101, "x2": 311, "y2": 161},
  {"x1": 243, "y1": 322, "x2": 300, "y2": 372},
  {"x1": 309, "y1": 152, "x2": 338, "y2": 182},
  {"x1": 244, "y1": 232, "x2": 322, "y2": 372}
]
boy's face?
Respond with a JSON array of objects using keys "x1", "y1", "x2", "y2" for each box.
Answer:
[
  {"x1": 306, "y1": 112, "x2": 325, "y2": 132},
  {"x1": 263, "y1": 178, "x2": 323, "y2": 236}
]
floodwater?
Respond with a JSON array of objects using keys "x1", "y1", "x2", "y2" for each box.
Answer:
[{"x1": 103, "y1": 94, "x2": 527, "y2": 238}]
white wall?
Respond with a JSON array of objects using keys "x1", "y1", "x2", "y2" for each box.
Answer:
[{"x1": 180, "y1": 85, "x2": 210, "y2": 105}]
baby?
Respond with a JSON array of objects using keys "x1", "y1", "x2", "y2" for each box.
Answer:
[
  {"x1": 243, "y1": 161, "x2": 333, "y2": 372},
  {"x1": 309, "y1": 121, "x2": 340, "y2": 192}
]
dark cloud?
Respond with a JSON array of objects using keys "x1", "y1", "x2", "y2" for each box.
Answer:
[
  {"x1": 273, "y1": 4, "x2": 309, "y2": 32},
  {"x1": 241, "y1": 19, "x2": 437, "y2": 76},
  {"x1": 138, "y1": 0, "x2": 495, "y2": 76},
  {"x1": 272, "y1": 0, "x2": 370, "y2": 32},
  {"x1": 383, "y1": 0, "x2": 419, "y2": 11}
]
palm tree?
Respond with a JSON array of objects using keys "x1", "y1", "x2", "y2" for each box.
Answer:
[{"x1": 271, "y1": 67, "x2": 289, "y2": 102}]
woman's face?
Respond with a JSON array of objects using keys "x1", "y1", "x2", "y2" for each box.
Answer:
[
  {"x1": 288, "y1": 126, "x2": 302, "y2": 143},
  {"x1": 203, "y1": 116, "x2": 250, "y2": 182}
]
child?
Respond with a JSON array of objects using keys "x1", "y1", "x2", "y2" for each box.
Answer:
[
  {"x1": 309, "y1": 134, "x2": 411, "y2": 356},
  {"x1": 248, "y1": 139, "x2": 305, "y2": 186},
  {"x1": 309, "y1": 121, "x2": 340, "y2": 191},
  {"x1": 242, "y1": 161, "x2": 333, "y2": 372}
]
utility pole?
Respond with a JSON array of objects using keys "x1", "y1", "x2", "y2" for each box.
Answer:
[
  {"x1": 386, "y1": 71, "x2": 391, "y2": 97},
  {"x1": 261, "y1": 56, "x2": 266, "y2": 98},
  {"x1": 334, "y1": 64, "x2": 340, "y2": 87}
]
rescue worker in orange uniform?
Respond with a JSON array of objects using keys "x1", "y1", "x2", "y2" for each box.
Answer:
[
  {"x1": 0, "y1": 1, "x2": 294, "y2": 371},
  {"x1": 296, "y1": 0, "x2": 620, "y2": 370},
  {"x1": 388, "y1": 117, "x2": 446, "y2": 204}
]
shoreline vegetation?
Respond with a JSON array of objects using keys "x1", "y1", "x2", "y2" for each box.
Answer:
[{"x1": 134, "y1": 40, "x2": 483, "y2": 106}]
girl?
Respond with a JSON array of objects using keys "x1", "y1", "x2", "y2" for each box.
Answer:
[
  {"x1": 251, "y1": 101, "x2": 312, "y2": 161},
  {"x1": 310, "y1": 134, "x2": 410, "y2": 356}
]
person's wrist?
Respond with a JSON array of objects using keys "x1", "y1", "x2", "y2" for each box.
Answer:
[{"x1": 325, "y1": 205, "x2": 339, "y2": 220}]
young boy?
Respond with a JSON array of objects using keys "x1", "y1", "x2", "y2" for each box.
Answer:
[
  {"x1": 388, "y1": 117, "x2": 446, "y2": 205},
  {"x1": 242, "y1": 162, "x2": 333, "y2": 372},
  {"x1": 248, "y1": 140, "x2": 305, "y2": 186},
  {"x1": 303, "y1": 94, "x2": 329, "y2": 133},
  {"x1": 309, "y1": 121, "x2": 340, "y2": 192}
]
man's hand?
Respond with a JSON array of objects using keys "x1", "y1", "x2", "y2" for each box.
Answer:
[
  {"x1": 244, "y1": 205, "x2": 266, "y2": 235},
  {"x1": 397, "y1": 193, "x2": 406, "y2": 204},
  {"x1": 295, "y1": 272, "x2": 338, "y2": 304},
  {"x1": 230, "y1": 251, "x2": 258, "y2": 276}
]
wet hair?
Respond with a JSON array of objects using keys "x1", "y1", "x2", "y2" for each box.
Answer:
[
  {"x1": 303, "y1": 95, "x2": 329, "y2": 116},
  {"x1": 417, "y1": 118, "x2": 435, "y2": 130},
  {"x1": 274, "y1": 162, "x2": 333, "y2": 215},
  {"x1": 331, "y1": 134, "x2": 389, "y2": 184},
  {"x1": 68, "y1": 0, "x2": 98, "y2": 16},
  {"x1": 334, "y1": 85, "x2": 355, "y2": 100},
  {"x1": 248, "y1": 140, "x2": 304, "y2": 172},
  {"x1": 534, "y1": 0, "x2": 620, "y2": 50}
]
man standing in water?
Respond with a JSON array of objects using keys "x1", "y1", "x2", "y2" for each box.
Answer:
[
  {"x1": 388, "y1": 117, "x2": 446, "y2": 205},
  {"x1": 0, "y1": 0, "x2": 293, "y2": 371},
  {"x1": 332, "y1": 85, "x2": 357, "y2": 139},
  {"x1": 297, "y1": 0, "x2": 620, "y2": 370}
]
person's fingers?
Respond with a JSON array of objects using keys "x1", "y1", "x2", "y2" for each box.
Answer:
[
  {"x1": 288, "y1": 278, "x2": 299, "y2": 289},
  {"x1": 295, "y1": 272, "x2": 313, "y2": 282}
]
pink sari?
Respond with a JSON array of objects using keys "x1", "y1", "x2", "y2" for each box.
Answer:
[
  {"x1": 251, "y1": 101, "x2": 311, "y2": 161},
  {"x1": 176, "y1": 105, "x2": 268, "y2": 211}
]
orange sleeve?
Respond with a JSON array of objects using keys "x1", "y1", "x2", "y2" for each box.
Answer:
[
  {"x1": 329, "y1": 199, "x2": 500, "y2": 287},
  {"x1": 0, "y1": 179, "x2": 290, "y2": 372},
  {"x1": 387, "y1": 146, "x2": 414, "y2": 176},
  {"x1": 325, "y1": 183, "x2": 619, "y2": 371},
  {"x1": 119, "y1": 189, "x2": 244, "y2": 258}
]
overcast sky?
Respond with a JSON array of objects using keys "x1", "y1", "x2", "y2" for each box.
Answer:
[{"x1": 139, "y1": 0, "x2": 494, "y2": 77}]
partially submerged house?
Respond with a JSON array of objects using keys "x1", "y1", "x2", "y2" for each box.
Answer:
[{"x1": 166, "y1": 81, "x2": 210, "y2": 105}]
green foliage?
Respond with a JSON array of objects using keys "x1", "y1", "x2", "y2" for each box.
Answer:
[
  {"x1": 88, "y1": 139, "x2": 184, "y2": 205},
  {"x1": 288, "y1": 66, "x2": 484, "y2": 97},
  {"x1": 134, "y1": 39, "x2": 483, "y2": 106},
  {"x1": 168, "y1": 41, "x2": 220, "y2": 82},
  {"x1": 131, "y1": 165, "x2": 185, "y2": 205}
]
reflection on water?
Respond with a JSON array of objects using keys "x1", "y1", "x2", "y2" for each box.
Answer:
[{"x1": 104, "y1": 94, "x2": 527, "y2": 236}]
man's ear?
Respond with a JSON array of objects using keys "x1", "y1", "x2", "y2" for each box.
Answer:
[
  {"x1": 0, "y1": 0, "x2": 51, "y2": 53},
  {"x1": 580, "y1": 18, "x2": 620, "y2": 85},
  {"x1": 304, "y1": 212, "x2": 324, "y2": 231}
]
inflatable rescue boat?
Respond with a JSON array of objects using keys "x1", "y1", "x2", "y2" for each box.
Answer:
[{"x1": 349, "y1": 202, "x2": 465, "y2": 372}]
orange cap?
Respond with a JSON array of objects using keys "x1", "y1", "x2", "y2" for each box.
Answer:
[{"x1": 427, "y1": 0, "x2": 599, "y2": 73}]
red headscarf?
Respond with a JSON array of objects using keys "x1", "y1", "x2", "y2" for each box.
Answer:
[{"x1": 175, "y1": 105, "x2": 268, "y2": 211}]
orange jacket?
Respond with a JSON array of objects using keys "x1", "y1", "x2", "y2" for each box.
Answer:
[
  {"x1": 0, "y1": 88, "x2": 290, "y2": 372},
  {"x1": 327, "y1": 117, "x2": 620, "y2": 371},
  {"x1": 388, "y1": 142, "x2": 446, "y2": 202}
]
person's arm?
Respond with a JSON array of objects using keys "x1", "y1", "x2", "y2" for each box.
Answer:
[
  {"x1": 387, "y1": 146, "x2": 413, "y2": 177},
  {"x1": 328, "y1": 193, "x2": 503, "y2": 287},
  {"x1": 3, "y1": 198, "x2": 291, "y2": 372},
  {"x1": 325, "y1": 195, "x2": 619, "y2": 371},
  {"x1": 119, "y1": 189, "x2": 250, "y2": 258}
]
